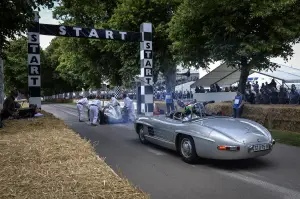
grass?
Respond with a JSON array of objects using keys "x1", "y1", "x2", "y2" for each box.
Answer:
[
  {"x1": 0, "y1": 111, "x2": 149, "y2": 199},
  {"x1": 270, "y1": 130, "x2": 300, "y2": 147}
]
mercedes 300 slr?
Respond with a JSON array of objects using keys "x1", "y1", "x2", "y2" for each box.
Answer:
[{"x1": 134, "y1": 103, "x2": 275, "y2": 164}]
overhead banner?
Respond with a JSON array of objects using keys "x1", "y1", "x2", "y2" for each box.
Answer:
[{"x1": 39, "y1": 24, "x2": 141, "y2": 42}]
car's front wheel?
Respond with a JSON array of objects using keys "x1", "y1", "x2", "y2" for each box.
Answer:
[
  {"x1": 137, "y1": 125, "x2": 148, "y2": 144},
  {"x1": 179, "y1": 136, "x2": 198, "y2": 164}
]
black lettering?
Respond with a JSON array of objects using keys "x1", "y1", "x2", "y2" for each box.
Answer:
[
  {"x1": 145, "y1": 60, "x2": 152, "y2": 67},
  {"x1": 146, "y1": 42, "x2": 150, "y2": 49},
  {"x1": 146, "y1": 78, "x2": 151, "y2": 84},
  {"x1": 144, "y1": 50, "x2": 152, "y2": 59},
  {"x1": 145, "y1": 68, "x2": 152, "y2": 76},
  {"x1": 31, "y1": 77, "x2": 39, "y2": 85},
  {"x1": 31, "y1": 34, "x2": 37, "y2": 42},
  {"x1": 30, "y1": 56, "x2": 39, "y2": 64},
  {"x1": 30, "y1": 66, "x2": 40, "y2": 75}
]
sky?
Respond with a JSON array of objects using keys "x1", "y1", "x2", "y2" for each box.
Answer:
[{"x1": 39, "y1": 6, "x2": 300, "y2": 77}]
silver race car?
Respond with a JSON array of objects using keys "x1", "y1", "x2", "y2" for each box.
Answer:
[
  {"x1": 134, "y1": 102, "x2": 275, "y2": 164},
  {"x1": 88, "y1": 103, "x2": 130, "y2": 124}
]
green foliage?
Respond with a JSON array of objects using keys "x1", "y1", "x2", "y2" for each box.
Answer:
[
  {"x1": 3, "y1": 36, "x2": 28, "y2": 94},
  {"x1": 3, "y1": 36, "x2": 74, "y2": 96},
  {"x1": 108, "y1": 0, "x2": 181, "y2": 91},
  {"x1": 0, "y1": 0, "x2": 55, "y2": 54},
  {"x1": 51, "y1": 0, "x2": 181, "y2": 91},
  {"x1": 53, "y1": 0, "x2": 124, "y2": 88},
  {"x1": 169, "y1": 0, "x2": 300, "y2": 93}
]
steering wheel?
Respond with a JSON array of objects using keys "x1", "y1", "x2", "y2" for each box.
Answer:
[{"x1": 173, "y1": 112, "x2": 185, "y2": 120}]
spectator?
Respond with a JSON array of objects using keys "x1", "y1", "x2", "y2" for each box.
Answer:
[
  {"x1": 215, "y1": 83, "x2": 221, "y2": 92},
  {"x1": 252, "y1": 81, "x2": 259, "y2": 93},
  {"x1": 199, "y1": 86, "x2": 205, "y2": 93},
  {"x1": 247, "y1": 90, "x2": 255, "y2": 104},
  {"x1": 195, "y1": 86, "x2": 200, "y2": 93},
  {"x1": 269, "y1": 79, "x2": 277, "y2": 89},
  {"x1": 210, "y1": 84, "x2": 216, "y2": 92},
  {"x1": 278, "y1": 86, "x2": 289, "y2": 104},
  {"x1": 0, "y1": 90, "x2": 19, "y2": 122},
  {"x1": 232, "y1": 91, "x2": 244, "y2": 118},
  {"x1": 246, "y1": 81, "x2": 251, "y2": 90},
  {"x1": 255, "y1": 90, "x2": 263, "y2": 104},
  {"x1": 262, "y1": 88, "x2": 271, "y2": 104},
  {"x1": 165, "y1": 91, "x2": 175, "y2": 113},
  {"x1": 289, "y1": 84, "x2": 300, "y2": 104},
  {"x1": 270, "y1": 87, "x2": 279, "y2": 104}
]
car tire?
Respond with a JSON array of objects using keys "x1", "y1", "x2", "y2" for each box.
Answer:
[
  {"x1": 137, "y1": 125, "x2": 148, "y2": 144},
  {"x1": 179, "y1": 135, "x2": 198, "y2": 164}
]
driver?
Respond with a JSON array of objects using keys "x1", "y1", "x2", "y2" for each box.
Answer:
[{"x1": 183, "y1": 104, "x2": 194, "y2": 121}]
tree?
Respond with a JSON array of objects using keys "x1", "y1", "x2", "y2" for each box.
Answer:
[
  {"x1": 169, "y1": 0, "x2": 300, "y2": 93},
  {"x1": 53, "y1": 0, "x2": 182, "y2": 92},
  {"x1": 42, "y1": 37, "x2": 77, "y2": 95},
  {"x1": 3, "y1": 36, "x2": 28, "y2": 95},
  {"x1": 3, "y1": 36, "x2": 73, "y2": 96},
  {"x1": 53, "y1": 0, "x2": 124, "y2": 88},
  {"x1": 108, "y1": 0, "x2": 181, "y2": 92},
  {"x1": 0, "y1": 0, "x2": 54, "y2": 53}
]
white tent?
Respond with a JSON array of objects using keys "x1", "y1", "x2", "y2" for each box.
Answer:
[{"x1": 191, "y1": 63, "x2": 300, "y2": 87}]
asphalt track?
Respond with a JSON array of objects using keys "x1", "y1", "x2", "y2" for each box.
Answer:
[{"x1": 43, "y1": 104, "x2": 300, "y2": 199}]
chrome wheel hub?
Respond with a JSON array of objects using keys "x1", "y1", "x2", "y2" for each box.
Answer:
[
  {"x1": 181, "y1": 138, "x2": 192, "y2": 158},
  {"x1": 139, "y1": 128, "x2": 145, "y2": 141}
]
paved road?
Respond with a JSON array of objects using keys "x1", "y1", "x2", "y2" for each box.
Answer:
[{"x1": 43, "y1": 104, "x2": 300, "y2": 199}]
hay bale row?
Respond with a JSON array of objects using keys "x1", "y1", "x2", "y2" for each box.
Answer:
[
  {"x1": 154, "y1": 101, "x2": 300, "y2": 133},
  {"x1": 206, "y1": 102, "x2": 300, "y2": 133},
  {"x1": 0, "y1": 112, "x2": 149, "y2": 199}
]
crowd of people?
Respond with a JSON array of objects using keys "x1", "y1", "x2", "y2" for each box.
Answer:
[
  {"x1": 195, "y1": 79, "x2": 300, "y2": 105},
  {"x1": 243, "y1": 80, "x2": 299, "y2": 105}
]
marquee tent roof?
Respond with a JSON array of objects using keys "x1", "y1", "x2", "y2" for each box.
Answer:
[{"x1": 191, "y1": 63, "x2": 300, "y2": 88}]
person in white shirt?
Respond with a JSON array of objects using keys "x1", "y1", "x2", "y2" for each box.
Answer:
[
  {"x1": 89, "y1": 96, "x2": 102, "y2": 126},
  {"x1": 76, "y1": 96, "x2": 89, "y2": 122},
  {"x1": 110, "y1": 97, "x2": 120, "y2": 106},
  {"x1": 122, "y1": 93, "x2": 135, "y2": 121}
]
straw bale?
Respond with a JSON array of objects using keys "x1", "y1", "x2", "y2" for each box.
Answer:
[
  {"x1": 0, "y1": 112, "x2": 149, "y2": 199},
  {"x1": 206, "y1": 103, "x2": 300, "y2": 133}
]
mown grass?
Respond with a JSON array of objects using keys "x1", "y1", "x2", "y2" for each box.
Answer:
[{"x1": 270, "y1": 130, "x2": 300, "y2": 147}]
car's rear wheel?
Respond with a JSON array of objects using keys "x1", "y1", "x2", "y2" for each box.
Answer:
[
  {"x1": 137, "y1": 125, "x2": 148, "y2": 144},
  {"x1": 179, "y1": 136, "x2": 198, "y2": 164}
]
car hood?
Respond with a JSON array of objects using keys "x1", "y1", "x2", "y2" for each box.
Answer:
[{"x1": 196, "y1": 117, "x2": 271, "y2": 143}]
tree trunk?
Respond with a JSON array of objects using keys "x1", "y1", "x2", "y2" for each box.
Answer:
[
  {"x1": 238, "y1": 57, "x2": 251, "y2": 95},
  {"x1": 164, "y1": 66, "x2": 177, "y2": 93}
]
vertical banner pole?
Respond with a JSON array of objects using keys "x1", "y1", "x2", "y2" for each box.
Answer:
[
  {"x1": 140, "y1": 23, "x2": 153, "y2": 116},
  {"x1": 28, "y1": 11, "x2": 41, "y2": 108}
]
